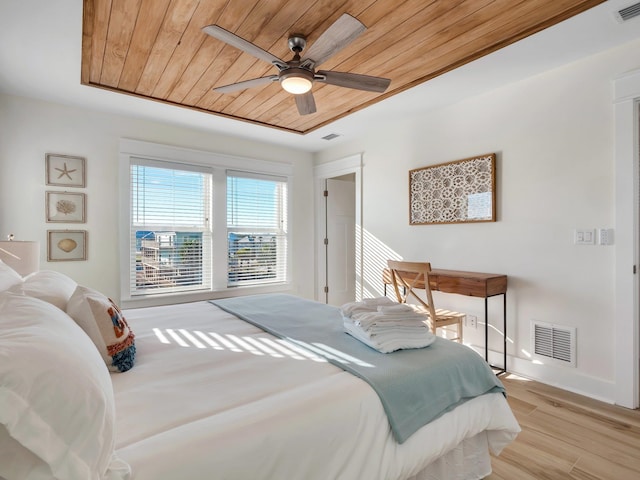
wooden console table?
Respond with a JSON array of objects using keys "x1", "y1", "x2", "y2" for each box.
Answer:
[{"x1": 383, "y1": 268, "x2": 507, "y2": 374}]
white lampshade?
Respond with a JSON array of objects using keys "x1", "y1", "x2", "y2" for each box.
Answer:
[{"x1": 0, "y1": 241, "x2": 40, "y2": 276}]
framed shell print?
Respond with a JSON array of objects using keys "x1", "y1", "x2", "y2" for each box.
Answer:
[{"x1": 47, "y1": 230, "x2": 87, "y2": 261}]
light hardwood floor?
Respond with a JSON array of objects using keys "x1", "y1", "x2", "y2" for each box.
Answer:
[{"x1": 487, "y1": 374, "x2": 640, "y2": 479}]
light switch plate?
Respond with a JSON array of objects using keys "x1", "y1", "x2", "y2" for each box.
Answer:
[{"x1": 574, "y1": 229, "x2": 595, "y2": 245}]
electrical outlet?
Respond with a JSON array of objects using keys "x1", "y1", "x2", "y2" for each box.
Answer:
[{"x1": 466, "y1": 315, "x2": 477, "y2": 329}]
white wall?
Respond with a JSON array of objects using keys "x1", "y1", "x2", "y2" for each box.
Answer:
[
  {"x1": 0, "y1": 95, "x2": 315, "y2": 302},
  {"x1": 315, "y1": 38, "x2": 640, "y2": 402}
]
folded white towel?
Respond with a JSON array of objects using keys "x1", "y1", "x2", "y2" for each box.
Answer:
[
  {"x1": 368, "y1": 324, "x2": 430, "y2": 336},
  {"x1": 343, "y1": 317, "x2": 435, "y2": 353},
  {"x1": 360, "y1": 320, "x2": 428, "y2": 331},
  {"x1": 352, "y1": 311, "x2": 428, "y2": 331},
  {"x1": 362, "y1": 296, "x2": 396, "y2": 306},
  {"x1": 354, "y1": 311, "x2": 427, "y2": 321},
  {"x1": 340, "y1": 302, "x2": 374, "y2": 317},
  {"x1": 377, "y1": 304, "x2": 414, "y2": 314},
  {"x1": 340, "y1": 297, "x2": 396, "y2": 317}
]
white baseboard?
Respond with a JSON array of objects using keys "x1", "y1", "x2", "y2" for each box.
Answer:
[{"x1": 467, "y1": 344, "x2": 616, "y2": 405}]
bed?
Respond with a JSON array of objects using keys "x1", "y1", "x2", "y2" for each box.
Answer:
[{"x1": 0, "y1": 262, "x2": 520, "y2": 480}]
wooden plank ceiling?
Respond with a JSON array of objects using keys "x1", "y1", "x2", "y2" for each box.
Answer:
[{"x1": 81, "y1": 0, "x2": 604, "y2": 135}]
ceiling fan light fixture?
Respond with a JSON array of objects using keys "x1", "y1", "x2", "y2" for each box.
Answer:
[
  {"x1": 280, "y1": 68, "x2": 314, "y2": 94},
  {"x1": 281, "y1": 76, "x2": 312, "y2": 94}
]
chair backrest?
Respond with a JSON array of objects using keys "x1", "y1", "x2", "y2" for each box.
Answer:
[{"x1": 387, "y1": 260, "x2": 437, "y2": 327}]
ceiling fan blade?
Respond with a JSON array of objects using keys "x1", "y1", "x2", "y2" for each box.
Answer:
[
  {"x1": 317, "y1": 71, "x2": 390, "y2": 93},
  {"x1": 214, "y1": 75, "x2": 279, "y2": 93},
  {"x1": 295, "y1": 91, "x2": 317, "y2": 115},
  {"x1": 301, "y1": 13, "x2": 366, "y2": 69},
  {"x1": 202, "y1": 25, "x2": 286, "y2": 69}
]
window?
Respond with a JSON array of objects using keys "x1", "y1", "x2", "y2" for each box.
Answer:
[
  {"x1": 227, "y1": 171, "x2": 288, "y2": 287},
  {"x1": 130, "y1": 159, "x2": 212, "y2": 296},
  {"x1": 122, "y1": 139, "x2": 293, "y2": 302}
]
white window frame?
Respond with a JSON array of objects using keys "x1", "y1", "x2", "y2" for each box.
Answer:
[
  {"x1": 226, "y1": 170, "x2": 288, "y2": 287},
  {"x1": 119, "y1": 139, "x2": 293, "y2": 308},
  {"x1": 129, "y1": 157, "x2": 213, "y2": 297}
]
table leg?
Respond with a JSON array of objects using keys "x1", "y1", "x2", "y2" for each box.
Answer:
[
  {"x1": 503, "y1": 293, "x2": 507, "y2": 373},
  {"x1": 484, "y1": 297, "x2": 489, "y2": 362},
  {"x1": 487, "y1": 294, "x2": 507, "y2": 375}
]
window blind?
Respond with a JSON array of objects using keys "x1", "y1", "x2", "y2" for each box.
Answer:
[
  {"x1": 226, "y1": 170, "x2": 288, "y2": 287},
  {"x1": 130, "y1": 159, "x2": 212, "y2": 295}
]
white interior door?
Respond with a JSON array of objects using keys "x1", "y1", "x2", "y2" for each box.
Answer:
[
  {"x1": 325, "y1": 177, "x2": 356, "y2": 306},
  {"x1": 613, "y1": 71, "x2": 640, "y2": 408}
]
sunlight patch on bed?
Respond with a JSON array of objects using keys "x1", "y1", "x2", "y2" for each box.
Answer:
[
  {"x1": 178, "y1": 329, "x2": 206, "y2": 348},
  {"x1": 312, "y1": 343, "x2": 374, "y2": 367},
  {"x1": 287, "y1": 338, "x2": 374, "y2": 368},
  {"x1": 225, "y1": 334, "x2": 266, "y2": 356},
  {"x1": 165, "y1": 329, "x2": 189, "y2": 347},
  {"x1": 207, "y1": 332, "x2": 243, "y2": 352},
  {"x1": 273, "y1": 338, "x2": 327, "y2": 362},
  {"x1": 242, "y1": 336, "x2": 283, "y2": 357},
  {"x1": 152, "y1": 327, "x2": 334, "y2": 361},
  {"x1": 260, "y1": 337, "x2": 306, "y2": 360},
  {"x1": 152, "y1": 327, "x2": 371, "y2": 366},
  {"x1": 153, "y1": 328, "x2": 170, "y2": 344},
  {"x1": 193, "y1": 330, "x2": 224, "y2": 350}
]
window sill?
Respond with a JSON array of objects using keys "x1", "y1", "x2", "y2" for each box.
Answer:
[{"x1": 121, "y1": 282, "x2": 294, "y2": 310}]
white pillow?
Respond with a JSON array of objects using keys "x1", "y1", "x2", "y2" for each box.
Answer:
[
  {"x1": 0, "y1": 260, "x2": 22, "y2": 292},
  {"x1": 67, "y1": 286, "x2": 136, "y2": 373},
  {"x1": 0, "y1": 425, "x2": 51, "y2": 479},
  {"x1": 9, "y1": 269, "x2": 77, "y2": 310},
  {"x1": 0, "y1": 292, "x2": 130, "y2": 480}
]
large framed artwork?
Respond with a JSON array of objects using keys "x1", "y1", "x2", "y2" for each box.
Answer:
[{"x1": 409, "y1": 153, "x2": 496, "y2": 225}]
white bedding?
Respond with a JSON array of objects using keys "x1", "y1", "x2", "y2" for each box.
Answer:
[{"x1": 114, "y1": 301, "x2": 519, "y2": 480}]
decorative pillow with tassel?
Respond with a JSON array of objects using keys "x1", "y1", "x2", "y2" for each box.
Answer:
[{"x1": 66, "y1": 285, "x2": 136, "y2": 372}]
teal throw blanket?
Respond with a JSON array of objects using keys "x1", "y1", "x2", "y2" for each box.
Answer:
[{"x1": 211, "y1": 294, "x2": 505, "y2": 443}]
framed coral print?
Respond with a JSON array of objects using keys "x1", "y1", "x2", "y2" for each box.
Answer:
[
  {"x1": 409, "y1": 153, "x2": 496, "y2": 225},
  {"x1": 46, "y1": 153, "x2": 86, "y2": 187},
  {"x1": 47, "y1": 230, "x2": 87, "y2": 261},
  {"x1": 46, "y1": 191, "x2": 86, "y2": 223}
]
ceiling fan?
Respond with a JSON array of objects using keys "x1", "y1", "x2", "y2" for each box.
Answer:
[{"x1": 202, "y1": 13, "x2": 391, "y2": 115}]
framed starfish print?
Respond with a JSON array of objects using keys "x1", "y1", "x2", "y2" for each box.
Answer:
[{"x1": 45, "y1": 153, "x2": 86, "y2": 187}]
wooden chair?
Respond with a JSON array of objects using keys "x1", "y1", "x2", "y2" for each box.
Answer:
[{"x1": 387, "y1": 260, "x2": 465, "y2": 342}]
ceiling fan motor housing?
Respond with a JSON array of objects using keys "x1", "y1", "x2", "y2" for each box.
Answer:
[{"x1": 288, "y1": 36, "x2": 307, "y2": 53}]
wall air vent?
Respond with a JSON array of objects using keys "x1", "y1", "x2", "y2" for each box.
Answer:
[
  {"x1": 321, "y1": 133, "x2": 341, "y2": 141},
  {"x1": 532, "y1": 321, "x2": 576, "y2": 367},
  {"x1": 615, "y1": 2, "x2": 640, "y2": 22}
]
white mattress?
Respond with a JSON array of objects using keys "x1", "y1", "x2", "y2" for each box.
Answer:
[{"x1": 114, "y1": 301, "x2": 519, "y2": 480}]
